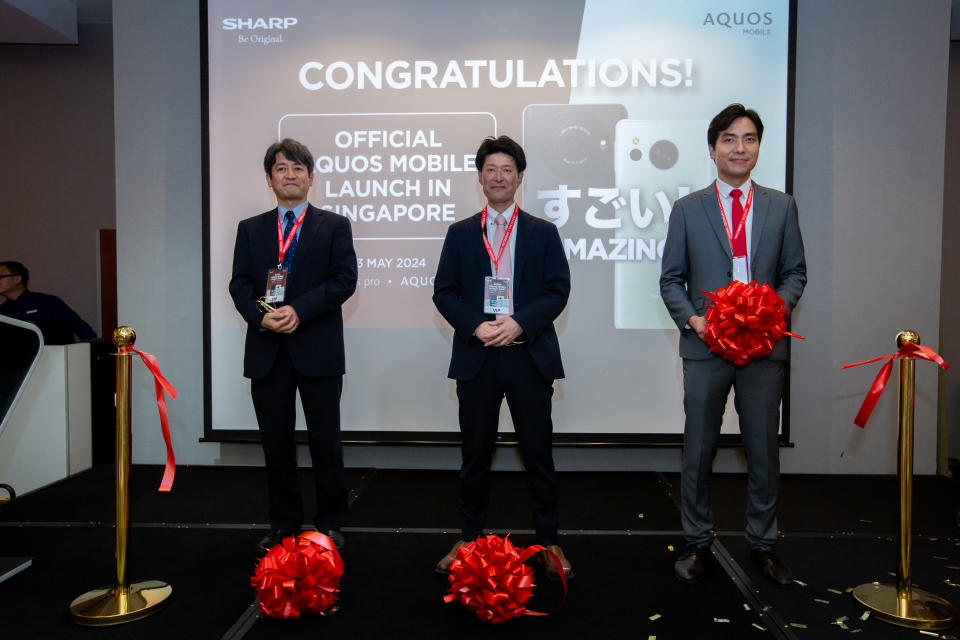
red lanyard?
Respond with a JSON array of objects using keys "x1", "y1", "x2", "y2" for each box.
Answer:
[
  {"x1": 276, "y1": 209, "x2": 306, "y2": 266},
  {"x1": 715, "y1": 183, "x2": 754, "y2": 255},
  {"x1": 480, "y1": 203, "x2": 518, "y2": 276}
]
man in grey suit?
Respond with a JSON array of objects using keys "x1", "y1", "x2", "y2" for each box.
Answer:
[{"x1": 659, "y1": 104, "x2": 806, "y2": 587}]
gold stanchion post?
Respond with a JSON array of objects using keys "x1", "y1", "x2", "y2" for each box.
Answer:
[
  {"x1": 69, "y1": 327, "x2": 172, "y2": 625},
  {"x1": 852, "y1": 330, "x2": 955, "y2": 629}
]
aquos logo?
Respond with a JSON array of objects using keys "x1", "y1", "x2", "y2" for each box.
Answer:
[
  {"x1": 702, "y1": 11, "x2": 773, "y2": 28},
  {"x1": 221, "y1": 17, "x2": 298, "y2": 30}
]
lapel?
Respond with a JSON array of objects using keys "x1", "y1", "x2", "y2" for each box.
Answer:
[
  {"x1": 472, "y1": 211, "x2": 493, "y2": 278},
  {"x1": 749, "y1": 183, "x2": 769, "y2": 260},
  {"x1": 259, "y1": 209, "x2": 281, "y2": 265},
  {"x1": 513, "y1": 208, "x2": 529, "y2": 282},
  {"x1": 699, "y1": 187, "x2": 733, "y2": 260},
  {"x1": 291, "y1": 205, "x2": 322, "y2": 273}
]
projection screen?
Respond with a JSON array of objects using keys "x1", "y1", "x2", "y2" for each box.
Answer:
[{"x1": 203, "y1": 0, "x2": 795, "y2": 442}]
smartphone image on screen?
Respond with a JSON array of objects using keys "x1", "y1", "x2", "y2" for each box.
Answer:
[{"x1": 614, "y1": 119, "x2": 714, "y2": 329}]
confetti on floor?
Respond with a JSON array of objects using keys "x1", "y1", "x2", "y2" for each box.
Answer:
[
  {"x1": 742, "y1": 603, "x2": 750, "y2": 611},
  {"x1": 814, "y1": 598, "x2": 830, "y2": 604},
  {"x1": 793, "y1": 579, "x2": 807, "y2": 587},
  {"x1": 919, "y1": 631, "x2": 939, "y2": 637},
  {"x1": 859, "y1": 519, "x2": 872, "y2": 524},
  {"x1": 649, "y1": 614, "x2": 661, "y2": 621},
  {"x1": 935, "y1": 555, "x2": 949, "y2": 560},
  {"x1": 860, "y1": 611, "x2": 871, "y2": 621},
  {"x1": 667, "y1": 544, "x2": 674, "y2": 552},
  {"x1": 827, "y1": 588, "x2": 843, "y2": 595},
  {"x1": 713, "y1": 617, "x2": 730, "y2": 623},
  {"x1": 751, "y1": 622, "x2": 766, "y2": 631},
  {"x1": 789, "y1": 622, "x2": 808, "y2": 629}
]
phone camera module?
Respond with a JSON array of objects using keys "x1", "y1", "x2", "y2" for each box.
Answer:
[{"x1": 649, "y1": 140, "x2": 679, "y2": 170}]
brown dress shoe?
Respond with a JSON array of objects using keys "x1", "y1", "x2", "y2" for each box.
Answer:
[
  {"x1": 435, "y1": 540, "x2": 467, "y2": 574},
  {"x1": 539, "y1": 544, "x2": 574, "y2": 581}
]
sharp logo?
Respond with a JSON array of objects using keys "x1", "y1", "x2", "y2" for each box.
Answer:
[{"x1": 222, "y1": 17, "x2": 298, "y2": 30}]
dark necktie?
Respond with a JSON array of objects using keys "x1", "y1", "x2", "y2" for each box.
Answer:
[
  {"x1": 729, "y1": 189, "x2": 747, "y2": 258},
  {"x1": 282, "y1": 210, "x2": 298, "y2": 275}
]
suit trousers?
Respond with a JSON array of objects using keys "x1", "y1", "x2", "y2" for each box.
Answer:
[
  {"x1": 456, "y1": 345, "x2": 558, "y2": 546},
  {"x1": 680, "y1": 356, "x2": 784, "y2": 550},
  {"x1": 251, "y1": 345, "x2": 348, "y2": 532}
]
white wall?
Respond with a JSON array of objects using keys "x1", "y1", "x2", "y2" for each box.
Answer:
[{"x1": 114, "y1": 0, "x2": 951, "y2": 474}]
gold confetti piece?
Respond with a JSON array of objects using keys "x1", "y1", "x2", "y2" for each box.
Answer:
[
  {"x1": 649, "y1": 614, "x2": 661, "y2": 621},
  {"x1": 762, "y1": 605, "x2": 772, "y2": 612},
  {"x1": 851, "y1": 629, "x2": 862, "y2": 634},
  {"x1": 934, "y1": 555, "x2": 948, "y2": 560},
  {"x1": 918, "y1": 631, "x2": 939, "y2": 637},
  {"x1": 944, "y1": 578, "x2": 960, "y2": 587},
  {"x1": 793, "y1": 579, "x2": 807, "y2": 586},
  {"x1": 667, "y1": 544, "x2": 675, "y2": 552},
  {"x1": 827, "y1": 588, "x2": 843, "y2": 595},
  {"x1": 742, "y1": 603, "x2": 750, "y2": 611},
  {"x1": 752, "y1": 622, "x2": 766, "y2": 631},
  {"x1": 946, "y1": 566, "x2": 960, "y2": 570},
  {"x1": 789, "y1": 623, "x2": 808, "y2": 629},
  {"x1": 713, "y1": 618, "x2": 730, "y2": 623},
  {"x1": 931, "y1": 537, "x2": 940, "y2": 541},
  {"x1": 836, "y1": 616, "x2": 848, "y2": 623},
  {"x1": 637, "y1": 513, "x2": 644, "y2": 519},
  {"x1": 859, "y1": 519, "x2": 872, "y2": 524},
  {"x1": 648, "y1": 636, "x2": 656, "y2": 640},
  {"x1": 832, "y1": 620, "x2": 849, "y2": 630},
  {"x1": 814, "y1": 598, "x2": 830, "y2": 604},
  {"x1": 861, "y1": 611, "x2": 871, "y2": 621}
]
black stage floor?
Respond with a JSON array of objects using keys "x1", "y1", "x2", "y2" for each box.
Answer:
[{"x1": 2, "y1": 465, "x2": 960, "y2": 639}]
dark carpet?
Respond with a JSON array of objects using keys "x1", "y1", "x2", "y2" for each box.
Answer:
[{"x1": 3, "y1": 465, "x2": 960, "y2": 639}]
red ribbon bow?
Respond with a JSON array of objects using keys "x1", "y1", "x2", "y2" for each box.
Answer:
[
  {"x1": 252, "y1": 531, "x2": 343, "y2": 619},
  {"x1": 127, "y1": 348, "x2": 177, "y2": 492},
  {"x1": 700, "y1": 281, "x2": 803, "y2": 366},
  {"x1": 841, "y1": 342, "x2": 949, "y2": 427},
  {"x1": 443, "y1": 534, "x2": 567, "y2": 623}
]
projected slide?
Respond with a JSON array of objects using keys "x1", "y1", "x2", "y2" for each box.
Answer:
[{"x1": 206, "y1": 0, "x2": 791, "y2": 438}]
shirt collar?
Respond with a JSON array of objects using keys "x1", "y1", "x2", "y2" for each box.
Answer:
[
  {"x1": 486, "y1": 201, "x2": 516, "y2": 224},
  {"x1": 716, "y1": 178, "x2": 752, "y2": 199},
  {"x1": 278, "y1": 201, "x2": 309, "y2": 219}
]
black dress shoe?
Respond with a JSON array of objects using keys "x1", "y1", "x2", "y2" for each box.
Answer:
[
  {"x1": 325, "y1": 529, "x2": 346, "y2": 550},
  {"x1": 752, "y1": 548, "x2": 793, "y2": 588},
  {"x1": 674, "y1": 545, "x2": 710, "y2": 583},
  {"x1": 257, "y1": 529, "x2": 296, "y2": 553}
]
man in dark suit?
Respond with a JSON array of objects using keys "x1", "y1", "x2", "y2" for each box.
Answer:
[
  {"x1": 433, "y1": 136, "x2": 573, "y2": 580},
  {"x1": 229, "y1": 138, "x2": 357, "y2": 552},
  {"x1": 660, "y1": 105, "x2": 806, "y2": 587}
]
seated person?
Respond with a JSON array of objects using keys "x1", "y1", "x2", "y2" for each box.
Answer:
[{"x1": 0, "y1": 261, "x2": 97, "y2": 345}]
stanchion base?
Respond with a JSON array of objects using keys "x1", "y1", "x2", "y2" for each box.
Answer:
[
  {"x1": 69, "y1": 580, "x2": 172, "y2": 626},
  {"x1": 853, "y1": 582, "x2": 955, "y2": 630}
]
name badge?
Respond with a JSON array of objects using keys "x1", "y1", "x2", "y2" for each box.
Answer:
[
  {"x1": 264, "y1": 267, "x2": 288, "y2": 304},
  {"x1": 483, "y1": 276, "x2": 510, "y2": 314},
  {"x1": 732, "y1": 256, "x2": 749, "y2": 284}
]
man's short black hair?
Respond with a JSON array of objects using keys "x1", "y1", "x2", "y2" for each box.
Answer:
[
  {"x1": 264, "y1": 138, "x2": 315, "y2": 175},
  {"x1": 708, "y1": 104, "x2": 764, "y2": 148},
  {"x1": 475, "y1": 135, "x2": 526, "y2": 172},
  {"x1": 0, "y1": 261, "x2": 28, "y2": 287}
]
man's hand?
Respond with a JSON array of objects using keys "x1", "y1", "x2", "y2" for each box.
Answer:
[
  {"x1": 477, "y1": 316, "x2": 524, "y2": 347},
  {"x1": 688, "y1": 315, "x2": 707, "y2": 341},
  {"x1": 260, "y1": 305, "x2": 300, "y2": 334}
]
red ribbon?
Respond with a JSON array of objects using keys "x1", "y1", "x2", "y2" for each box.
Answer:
[
  {"x1": 252, "y1": 531, "x2": 343, "y2": 619},
  {"x1": 443, "y1": 534, "x2": 567, "y2": 623},
  {"x1": 840, "y1": 342, "x2": 949, "y2": 428},
  {"x1": 129, "y1": 348, "x2": 177, "y2": 492},
  {"x1": 700, "y1": 281, "x2": 804, "y2": 367}
]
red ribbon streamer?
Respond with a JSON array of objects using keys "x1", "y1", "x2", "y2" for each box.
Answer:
[
  {"x1": 129, "y1": 348, "x2": 177, "y2": 492},
  {"x1": 252, "y1": 531, "x2": 343, "y2": 619},
  {"x1": 443, "y1": 534, "x2": 567, "y2": 623},
  {"x1": 700, "y1": 281, "x2": 804, "y2": 367},
  {"x1": 841, "y1": 342, "x2": 949, "y2": 428}
]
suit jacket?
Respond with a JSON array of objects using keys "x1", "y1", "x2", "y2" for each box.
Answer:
[
  {"x1": 433, "y1": 208, "x2": 570, "y2": 381},
  {"x1": 229, "y1": 204, "x2": 358, "y2": 379},
  {"x1": 659, "y1": 182, "x2": 806, "y2": 361}
]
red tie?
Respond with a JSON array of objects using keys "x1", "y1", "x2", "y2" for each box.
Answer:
[{"x1": 729, "y1": 189, "x2": 747, "y2": 258}]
